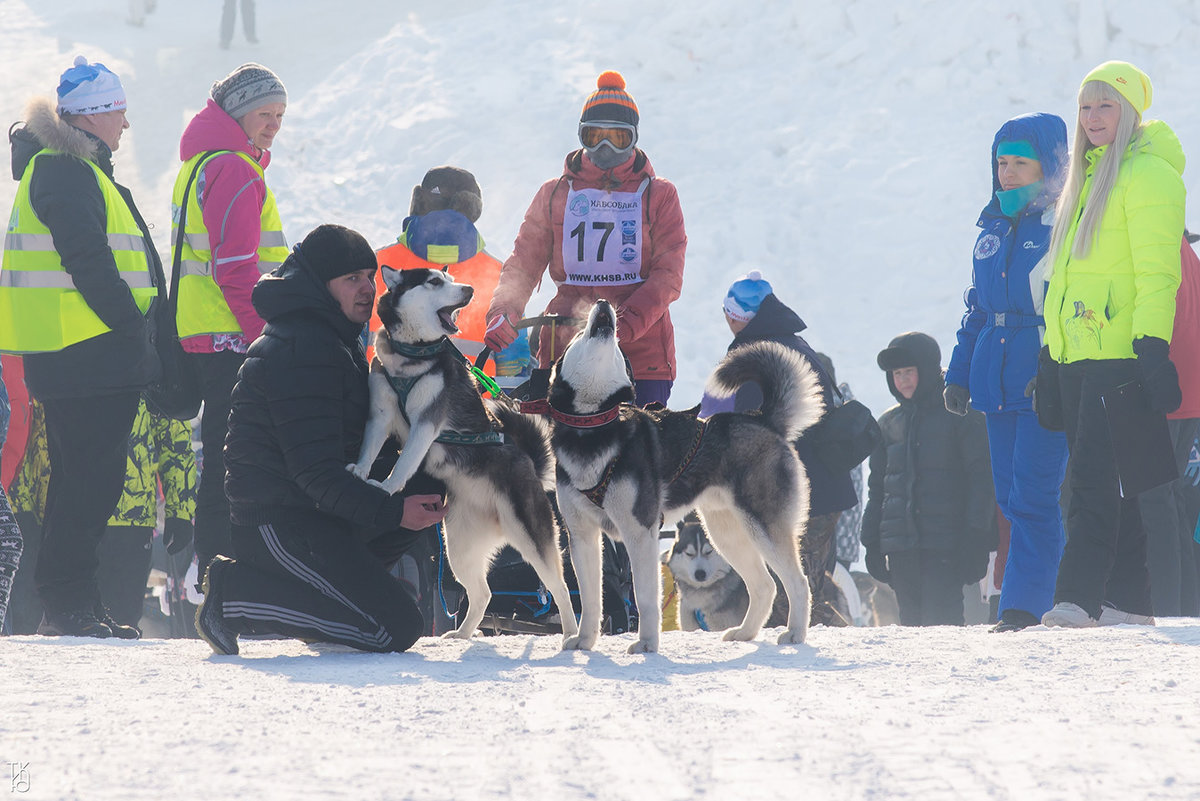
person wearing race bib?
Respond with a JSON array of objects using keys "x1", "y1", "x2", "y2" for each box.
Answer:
[
  {"x1": 172, "y1": 63, "x2": 288, "y2": 580},
  {"x1": 484, "y1": 71, "x2": 687, "y2": 406}
]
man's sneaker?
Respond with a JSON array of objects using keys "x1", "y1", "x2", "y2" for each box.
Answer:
[
  {"x1": 37, "y1": 608, "x2": 112, "y2": 638},
  {"x1": 990, "y1": 608, "x2": 1040, "y2": 633},
  {"x1": 1041, "y1": 601, "x2": 1099, "y2": 628},
  {"x1": 1098, "y1": 603, "x2": 1156, "y2": 626},
  {"x1": 195, "y1": 556, "x2": 239, "y2": 655},
  {"x1": 94, "y1": 604, "x2": 141, "y2": 640}
]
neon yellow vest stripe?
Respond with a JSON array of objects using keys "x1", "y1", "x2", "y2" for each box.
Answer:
[
  {"x1": 0, "y1": 150, "x2": 155, "y2": 354},
  {"x1": 172, "y1": 150, "x2": 287, "y2": 338}
]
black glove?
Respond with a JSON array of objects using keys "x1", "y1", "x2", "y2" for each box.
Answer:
[
  {"x1": 943, "y1": 384, "x2": 969, "y2": 416},
  {"x1": 1133, "y1": 336, "x2": 1182, "y2": 414},
  {"x1": 1029, "y1": 345, "x2": 1065, "y2": 431},
  {"x1": 865, "y1": 548, "x2": 890, "y2": 583},
  {"x1": 163, "y1": 517, "x2": 194, "y2": 555}
]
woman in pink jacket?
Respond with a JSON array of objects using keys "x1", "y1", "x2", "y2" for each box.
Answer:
[
  {"x1": 175, "y1": 63, "x2": 287, "y2": 575},
  {"x1": 484, "y1": 71, "x2": 686, "y2": 405}
]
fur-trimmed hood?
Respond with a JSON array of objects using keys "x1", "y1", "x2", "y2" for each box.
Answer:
[{"x1": 11, "y1": 97, "x2": 109, "y2": 178}]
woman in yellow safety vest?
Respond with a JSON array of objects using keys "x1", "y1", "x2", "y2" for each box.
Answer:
[
  {"x1": 0, "y1": 57, "x2": 162, "y2": 638},
  {"x1": 172, "y1": 63, "x2": 288, "y2": 578}
]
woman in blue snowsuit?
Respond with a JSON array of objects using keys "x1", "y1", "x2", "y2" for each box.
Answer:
[{"x1": 945, "y1": 112, "x2": 1070, "y2": 632}]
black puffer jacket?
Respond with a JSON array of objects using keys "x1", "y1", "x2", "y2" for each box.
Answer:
[
  {"x1": 12, "y1": 99, "x2": 162, "y2": 400},
  {"x1": 224, "y1": 254, "x2": 408, "y2": 536},
  {"x1": 729, "y1": 294, "x2": 858, "y2": 516},
  {"x1": 860, "y1": 332, "x2": 995, "y2": 559}
]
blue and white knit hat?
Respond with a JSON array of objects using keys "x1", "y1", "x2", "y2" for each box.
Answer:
[
  {"x1": 56, "y1": 56, "x2": 126, "y2": 116},
  {"x1": 723, "y1": 270, "x2": 773, "y2": 323}
]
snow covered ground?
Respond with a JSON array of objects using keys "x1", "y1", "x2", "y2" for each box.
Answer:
[
  {"x1": 3, "y1": 623, "x2": 1200, "y2": 800},
  {"x1": 3, "y1": 0, "x2": 1200, "y2": 798}
]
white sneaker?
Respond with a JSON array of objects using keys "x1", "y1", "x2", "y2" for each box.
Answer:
[
  {"x1": 1098, "y1": 604, "x2": 1156, "y2": 626},
  {"x1": 1041, "y1": 602, "x2": 1099, "y2": 628}
]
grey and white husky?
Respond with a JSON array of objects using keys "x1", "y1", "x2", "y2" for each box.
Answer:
[
  {"x1": 350, "y1": 266, "x2": 579, "y2": 644},
  {"x1": 666, "y1": 516, "x2": 789, "y2": 633},
  {"x1": 544, "y1": 299, "x2": 824, "y2": 653}
]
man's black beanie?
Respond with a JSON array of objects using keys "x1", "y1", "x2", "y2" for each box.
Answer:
[{"x1": 293, "y1": 224, "x2": 376, "y2": 283}]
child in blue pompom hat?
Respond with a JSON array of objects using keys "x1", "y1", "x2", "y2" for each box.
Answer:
[
  {"x1": 701, "y1": 268, "x2": 860, "y2": 627},
  {"x1": 722, "y1": 270, "x2": 773, "y2": 327}
]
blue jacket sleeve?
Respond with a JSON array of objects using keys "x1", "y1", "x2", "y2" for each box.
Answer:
[{"x1": 946, "y1": 285, "x2": 984, "y2": 389}]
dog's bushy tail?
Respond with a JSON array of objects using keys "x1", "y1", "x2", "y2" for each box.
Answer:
[
  {"x1": 490, "y1": 400, "x2": 556, "y2": 491},
  {"x1": 704, "y1": 341, "x2": 825, "y2": 440}
]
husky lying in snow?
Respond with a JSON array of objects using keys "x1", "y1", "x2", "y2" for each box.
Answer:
[
  {"x1": 539, "y1": 299, "x2": 824, "y2": 653},
  {"x1": 350, "y1": 267, "x2": 578, "y2": 645},
  {"x1": 665, "y1": 515, "x2": 789, "y2": 632}
]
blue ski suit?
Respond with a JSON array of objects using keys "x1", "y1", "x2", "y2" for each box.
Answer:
[{"x1": 946, "y1": 112, "x2": 1070, "y2": 620}]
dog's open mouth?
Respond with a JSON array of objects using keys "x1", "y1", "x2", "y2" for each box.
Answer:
[
  {"x1": 438, "y1": 302, "x2": 468, "y2": 334},
  {"x1": 587, "y1": 300, "x2": 617, "y2": 338}
]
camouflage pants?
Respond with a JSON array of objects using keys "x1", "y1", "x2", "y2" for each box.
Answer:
[{"x1": 801, "y1": 510, "x2": 848, "y2": 626}]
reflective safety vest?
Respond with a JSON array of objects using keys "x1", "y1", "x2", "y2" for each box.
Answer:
[
  {"x1": 369, "y1": 242, "x2": 503, "y2": 368},
  {"x1": 0, "y1": 150, "x2": 155, "y2": 354},
  {"x1": 172, "y1": 150, "x2": 287, "y2": 338}
]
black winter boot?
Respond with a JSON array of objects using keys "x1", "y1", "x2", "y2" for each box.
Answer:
[
  {"x1": 94, "y1": 603, "x2": 141, "y2": 640},
  {"x1": 195, "y1": 555, "x2": 239, "y2": 655},
  {"x1": 37, "y1": 608, "x2": 112, "y2": 638}
]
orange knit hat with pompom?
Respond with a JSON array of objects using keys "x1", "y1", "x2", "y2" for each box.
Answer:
[{"x1": 580, "y1": 71, "x2": 639, "y2": 126}]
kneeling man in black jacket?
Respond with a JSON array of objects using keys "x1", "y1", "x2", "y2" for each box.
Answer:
[{"x1": 195, "y1": 224, "x2": 447, "y2": 655}]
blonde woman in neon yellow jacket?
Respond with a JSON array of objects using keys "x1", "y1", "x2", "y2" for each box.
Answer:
[{"x1": 1038, "y1": 61, "x2": 1185, "y2": 629}]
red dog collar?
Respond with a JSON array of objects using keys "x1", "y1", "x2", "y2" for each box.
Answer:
[{"x1": 520, "y1": 398, "x2": 621, "y2": 428}]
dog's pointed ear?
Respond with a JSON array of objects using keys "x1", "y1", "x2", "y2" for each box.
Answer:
[
  {"x1": 441, "y1": 265, "x2": 450, "y2": 274},
  {"x1": 381, "y1": 265, "x2": 402, "y2": 290}
]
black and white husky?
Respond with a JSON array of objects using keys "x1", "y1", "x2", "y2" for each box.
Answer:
[
  {"x1": 350, "y1": 267, "x2": 579, "y2": 644},
  {"x1": 543, "y1": 300, "x2": 824, "y2": 653}
]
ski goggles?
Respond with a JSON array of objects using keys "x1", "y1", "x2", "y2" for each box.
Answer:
[{"x1": 578, "y1": 122, "x2": 636, "y2": 151}]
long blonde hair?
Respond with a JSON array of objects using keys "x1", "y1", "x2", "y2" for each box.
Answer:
[{"x1": 1048, "y1": 81, "x2": 1141, "y2": 263}]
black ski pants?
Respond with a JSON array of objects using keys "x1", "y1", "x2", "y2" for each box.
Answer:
[
  {"x1": 222, "y1": 512, "x2": 423, "y2": 652},
  {"x1": 191, "y1": 350, "x2": 244, "y2": 571},
  {"x1": 35, "y1": 391, "x2": 140, "y2": 613},
  {"x1": 97, "y1": 525, "x2": 153, "y2": 627},
  {"x1": 887, "y1": 549, "x2": 964, "y2": 626},
  {"x1": 1053, "y1": 359, "x2": 1152, "y2": 618}
]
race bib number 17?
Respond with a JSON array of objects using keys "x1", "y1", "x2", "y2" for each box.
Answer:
[{"x1": 561, "y1": 181, "x2": 647, "y2": 286}]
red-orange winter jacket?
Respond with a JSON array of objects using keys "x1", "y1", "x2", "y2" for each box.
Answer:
[
  {"x1": 1169, "y1": 237, "x2": 1200, "y2": 420},
  {"x1": 487, "y1": 149, "x2": 686, "y2": 379}
]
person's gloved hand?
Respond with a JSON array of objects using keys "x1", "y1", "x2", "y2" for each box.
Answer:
[
  {"x1": 483, "y1": 314, "x2": 518, "y2": 353},
  {"x1": 865, "y1": 548, "x2": 890, "y2": 583},
  {"x1": 400, "y1": 493, "x2": 447, "y2": 531},
  {"x1": 943, "y1": 383, "x2": 969, "y2": 416},
  {"x1": 1133, "y1": 336, "x2": 1182, "y2": 414},
  {"x1": 163, "y1": 517, "x2": 194, "y2": 555},
  {"x1": 1029, "y1": 345, "x2": 1065, "y2": 431}
]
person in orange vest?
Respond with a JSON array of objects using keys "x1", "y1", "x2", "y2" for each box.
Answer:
[{"x1": 370, "y1": 166, "x2": 527, "y2": 377}]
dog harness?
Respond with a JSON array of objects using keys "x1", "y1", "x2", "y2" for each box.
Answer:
[
  {"x1": 380, "y1": 334, "x2": 504, "y2": 446},
  {"x1": 564, "y1": 412, "x2": 708, "y2": 509}
]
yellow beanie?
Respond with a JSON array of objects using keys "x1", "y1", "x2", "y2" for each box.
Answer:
[{"x1": 1082, "y1": 60, "x2": 1153, "y2": 114}]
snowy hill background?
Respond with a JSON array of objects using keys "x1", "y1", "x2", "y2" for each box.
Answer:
[
  {"x1": 3, "y1": 1, "x2": 1200, "y2": 799},
  {"x1": 5, "y1": 0, "x2": 1200, "y2": 415}
]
